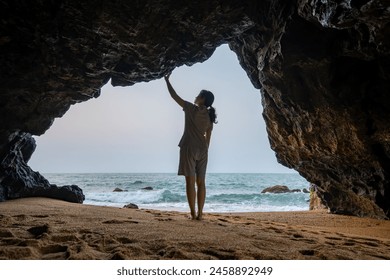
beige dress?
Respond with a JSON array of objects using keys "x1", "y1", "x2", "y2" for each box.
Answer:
[{"x1": 178, "y1": 101, "x2": 213, "y2": 177}]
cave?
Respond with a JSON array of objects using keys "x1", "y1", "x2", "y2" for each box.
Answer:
[{"x1": 0, "y1": 0, "x2": 389, "y2": 219}]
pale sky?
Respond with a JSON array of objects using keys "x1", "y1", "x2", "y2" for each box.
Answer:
[{"x1": 29, "y1": 44, "x2": 294, "y2": 173}]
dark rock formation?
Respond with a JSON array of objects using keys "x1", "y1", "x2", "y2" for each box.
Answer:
[
  {"x1": 302, "y1": 189, "x2": 310, "y2": 194},
  {"x1": 310, "y1": 192, "x2": 328, "y2": 211},
  {"x1": 113, "y1": 188, "x2": 125, "y2": 192},
  {"x1": 0, "y1": 1, "x2": 389, "y2": 218},
  {"x1": 290, "y1": 189, "x2": 302, "y2": 193},
  {"x1": 262, "y1": 185, "x2": 302, "y2": 194},
  {"x1": 142, "y1": 187, "x2": 153, "y2": 191},
  {"x1": 262, "y1": 185, "x2": 291, "y2": 194},
  {"x1": 0, "y1": 131, "x2": 84, "y2": 203},
  {"x1": 123, "y1": 203, "x2": 139, "y2": 209}
]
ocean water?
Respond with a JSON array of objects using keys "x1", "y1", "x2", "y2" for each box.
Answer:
[{"x1": 43, "y1": 173, "x2": 310, "y2": 212}]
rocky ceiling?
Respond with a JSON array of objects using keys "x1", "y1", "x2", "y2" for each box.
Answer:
[{"x1": 0, "y1": 0, "x2": 389, "y2": 218}]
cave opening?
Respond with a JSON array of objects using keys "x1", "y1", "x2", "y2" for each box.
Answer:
[
  {"x1": 27, "y1": 44, "x2": 310, "y2": 211},
  {"x1": 29, "y1": 44, "x2": 294, "y2": 175}
]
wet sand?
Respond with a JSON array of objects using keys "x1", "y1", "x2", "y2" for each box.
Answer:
[{"x1": 0, "y1": 198, "x2": 389, "y2": 260}]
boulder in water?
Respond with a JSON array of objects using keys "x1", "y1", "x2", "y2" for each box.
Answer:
[
  {"x1": 262, "y1": 185, "x2": 291, "y2": 193},
  {"x1": 113, "y1": 188, "x2": 124, "y2": 192},
  {"x1": 262, "y1": 185, "x2": 303, "y2": 194},
  {"x1": 302, "y1": 188, "x2": 310, "y2": 194},
  {"x1": 290, "y1": 189, "x2": 301, "y2": 193},
  {"x1": 123, "y1": 203, "x2": 139, "y2": 209},
  {"x1": 141, "y1": 186, "x2": 153, "y2": 191}
]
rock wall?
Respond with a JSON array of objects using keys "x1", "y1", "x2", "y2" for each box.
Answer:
[{"x1": 0, "y1": 0, "x2": 389, "y2": 217}]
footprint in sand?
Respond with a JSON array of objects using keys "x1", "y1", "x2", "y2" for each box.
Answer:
[
  {"x1": 27, "y1": 225, "x2": 49, "y2": 238},
  {"x1": 325, "y1": 236, "x2": 343, "y2": 241},
  {"x1": 292, "y1": 233, "x2": 304, "y2": 239},
  {"x1": 102, "y1": 219, "x2": 139, "y2": 224},
  {"x1": 156, "y1": 218, "x2": 173, "y2": 221},
  {"x1": 343, "y1": 241, "x2": 356, "y2": 246},
  {"x1": 117, "y1": 237, "x2": 137, "y2": 244},
  {"x1": 0, "y1": 229, "x2": 14, "y2": 238},
  {"x1": 40, "y1": 245, "x2": 69, "y2": 259},
  {"x1": 361, "y1": 241, "x2": 380, "y2": 247},
  {"x1": 299, "y1": 249, "x2": 316, "y2": 256},
  {"x1": 217, "y1": 223, "x2": 228, "y2": 227},
  {"x1": 268, "y1": 226, "x2": 283, "y2": 234}
]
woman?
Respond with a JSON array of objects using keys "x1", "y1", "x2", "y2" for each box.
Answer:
[{"x1": 164, "y1": 73, "x2": 217, "y2": 220}]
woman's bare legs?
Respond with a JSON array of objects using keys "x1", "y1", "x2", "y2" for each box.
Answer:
[
  {"x1": 185, "y1": 176, "x2": 196, "y2": 220},
  {"x1": 196, "y1": 176, "x2": 206, "y2": 220}
]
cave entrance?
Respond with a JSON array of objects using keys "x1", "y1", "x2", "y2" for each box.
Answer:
[{"x1": 29, "y1": 44, "x2": 308, "y2": 211}]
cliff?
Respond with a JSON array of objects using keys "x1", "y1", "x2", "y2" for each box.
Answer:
[{"x1": 0, "y1": 0, "x2": 389, "y2": 218}]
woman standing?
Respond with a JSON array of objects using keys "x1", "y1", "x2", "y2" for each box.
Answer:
[{"x1": 164, "y1": 73, "x2": 217, "y2": 220}]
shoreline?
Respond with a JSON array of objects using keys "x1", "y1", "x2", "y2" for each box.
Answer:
[
  {"x1": 83, "y1": 202, "x2": 310, "y2": 213},
  {"x1": 0, "y1": 198, "x2": 389, "y2": 260}
]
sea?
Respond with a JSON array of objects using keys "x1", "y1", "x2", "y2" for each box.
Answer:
[{"x1": 44, "y1": 173, "x2": 310, "y2": 213}]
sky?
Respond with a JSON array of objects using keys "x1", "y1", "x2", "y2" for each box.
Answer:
[{"x1": 29, "y1": 44, "x2": 295, "y2": 173}]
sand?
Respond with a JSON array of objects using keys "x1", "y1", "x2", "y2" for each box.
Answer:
[{"x1": 0, "y1": 198, "x2": 389, "y2": 260}]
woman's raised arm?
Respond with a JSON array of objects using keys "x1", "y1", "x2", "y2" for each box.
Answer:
[{"x1": 164, "y1": 73, "x2": 185, "y2": 108}]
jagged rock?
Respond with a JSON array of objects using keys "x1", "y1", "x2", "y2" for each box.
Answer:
[
  {"x1": 113, "y1": 188, "x2": 124, "y2": 192},
  {"x1": 302, "y1": 189, "x2": 310, "y2": 194},
  {"x1": 262, "y1": 185, "x2": 291, "y2": 194},
  {"x1": 310, "y1": 191, "x2": 328, "y2": 211},
  {"x1": 309, "y1": 184, "x2": 327, "y2": 211},
  {"x1": 0, "y1": 132, "x2": 84, "y2": 203},
  {"x1": 123, "y1": 203, "x2": 139, "y2": 209},
  {"x1": 141, "y1": 187, "x2": 153, "y2": 191},
  {"x1": 0, "y1": 1, "x2": 389, "y2": 218}
]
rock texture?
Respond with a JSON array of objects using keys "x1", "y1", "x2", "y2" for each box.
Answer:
[
  {"x1": 0, "y1": 1, "x2": 389, "y2": 217},
  {"x1": 309, "y1": 184, "x2": 327, "y2": 211},
  {"x1": 0, "y1": 131, "x2": 84, "y2": 203},
  {"x1": 261, "y1": 185, "x2": 302, "y2": 194}
]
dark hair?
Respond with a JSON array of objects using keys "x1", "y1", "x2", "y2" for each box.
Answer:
[{"x1": 199, "y1": 90, "x2": 217, "y2": 124}]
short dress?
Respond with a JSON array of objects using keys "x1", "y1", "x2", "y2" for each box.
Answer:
[{"x1": 178, "y1": 101, "x2": 213, "y2": 177}]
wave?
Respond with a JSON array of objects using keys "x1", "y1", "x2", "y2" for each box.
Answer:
[{"x1": 47, "y1": 173, "x2": 311, "y2": 212}]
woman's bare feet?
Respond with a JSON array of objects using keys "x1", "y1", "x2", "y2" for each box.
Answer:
[
  {"x1": 196, "y1": 213, "x2": 203, "y2": 220},
  {"x1": 188, "y1": 211, "x2": 197, "y2": 220},
  {"x1": 186, "y1": 215, "x2": 196, "y2": 220}
]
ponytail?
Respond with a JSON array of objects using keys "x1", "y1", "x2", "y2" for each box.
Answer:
[
  {"x1": 208, "y1": 106, "x2": 218, "y2": 124},
  {"x1": 199, "y1": 89, "x2": 217, "y2": 124}
]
